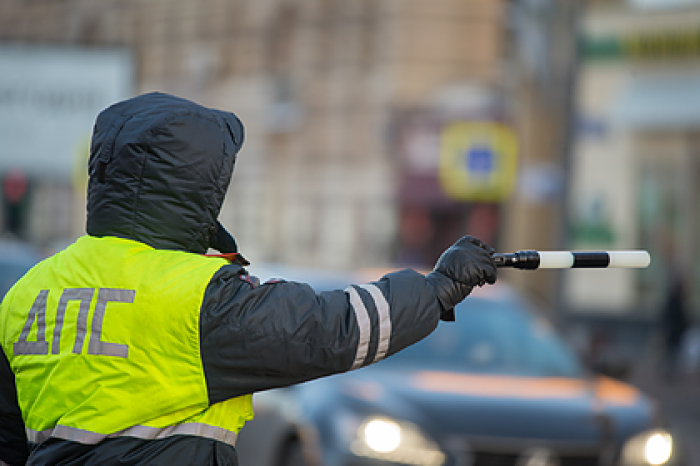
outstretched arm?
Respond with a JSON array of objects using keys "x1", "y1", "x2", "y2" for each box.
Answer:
[
  {"x1": 198, "y1": 235, "x2": 497, "y2": 405},
  {"x1": 199, "y1": 267, "x2": 442, "y2": 404}
]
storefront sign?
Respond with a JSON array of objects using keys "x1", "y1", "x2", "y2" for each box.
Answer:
[
  {"x1": 0, "y1": 45, "x2": 133, "y2": 179},
  {"x1": 583, "y1": 29, "x2": 700, "y2": 60}
]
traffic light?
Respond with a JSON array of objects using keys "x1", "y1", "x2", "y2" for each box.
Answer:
[{"x1": 3, "y1": 169, "x2": 30, "y2": 238}]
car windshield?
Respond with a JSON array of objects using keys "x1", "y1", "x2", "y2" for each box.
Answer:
[{"x1": 377, "y1": 298, "x2": 584, "y2": 378}]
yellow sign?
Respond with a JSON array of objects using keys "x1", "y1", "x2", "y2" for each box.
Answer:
[{"x1": 439, "y1": 122, "x2": 518, "y2": 202}]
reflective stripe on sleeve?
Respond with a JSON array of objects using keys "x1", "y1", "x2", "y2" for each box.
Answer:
[
  {"x1": 358, "y1": 284, "x2": 391, "y2": 364},
  {"x1": 345, "y1": 286, "x2": 371, "y2": 370},
  {"x1": 26, "y1": 422, "x2": 238, "y2": 447}
]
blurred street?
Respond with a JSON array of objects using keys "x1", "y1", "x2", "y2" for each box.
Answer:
[
  {"x1": 1, "y1": 1, "x2": 700, "y2": 465},
  {"x1": 628, "y1": 347, "x2": 700, "y2": 465}
]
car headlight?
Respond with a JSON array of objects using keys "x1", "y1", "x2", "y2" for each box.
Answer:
[
  {"x1": 620, "y1": 429, "x2": 674, "y2": 465},
  {"x1": 348, "y1": 416, "x2": 445, "y2": 466}
]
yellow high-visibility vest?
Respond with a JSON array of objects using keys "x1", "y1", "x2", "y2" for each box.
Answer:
[{"x1": 0, "y1": 236, "x2": 253, "y2": 446}]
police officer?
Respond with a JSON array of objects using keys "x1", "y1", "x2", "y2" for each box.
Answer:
[{"x1": 0, "y1": 92, "x2": 497, "y2": 466}]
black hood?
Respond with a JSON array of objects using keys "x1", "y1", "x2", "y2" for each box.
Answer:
[{"x1": 86, "y1": 92, "x2": 244, "y2": 254}]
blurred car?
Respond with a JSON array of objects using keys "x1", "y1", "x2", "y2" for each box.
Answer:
[
  {"x1": 235, "y1": 269, "x2": 683, "y2": 466},
  {"x1": 0, "y1": 239, "x2": 43, "y2": 299}
]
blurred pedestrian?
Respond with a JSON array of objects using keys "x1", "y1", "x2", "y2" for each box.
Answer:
[
  {"x1": 659, "y1": 271, "x2": 689, "y2": 382},
  {"x1": 0, "y1": 92, "x2": 497, "y2": 466}
]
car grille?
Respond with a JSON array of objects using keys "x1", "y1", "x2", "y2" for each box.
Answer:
[{"x1": 470, "y1": 451, "x2": 599, "y2": 466}]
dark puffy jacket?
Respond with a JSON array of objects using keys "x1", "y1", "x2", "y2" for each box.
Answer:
[{"x1": 0, "y1": 92, "x2": 443, "y2": 466}]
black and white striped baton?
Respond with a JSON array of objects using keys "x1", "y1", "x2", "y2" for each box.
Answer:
[{"x1": 493, "y1": 250, "x2": 651, "y2": 269}]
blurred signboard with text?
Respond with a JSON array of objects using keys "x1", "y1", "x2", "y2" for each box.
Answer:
[
  {"x1": 0, "y1": 45, "x2": 134, "y2": 180},
  {"x1": 583, "y1": 28, "x2": 700, "y2": 61}
]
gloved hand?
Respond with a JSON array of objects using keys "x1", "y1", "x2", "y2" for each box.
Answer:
[{"x1": 426, "y1": 235, "x2": 497, "y2": 321}]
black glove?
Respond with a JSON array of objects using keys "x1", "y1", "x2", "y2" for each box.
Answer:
[{"x1": 425, "y1": 235, "x2": 497, "y2": 321}]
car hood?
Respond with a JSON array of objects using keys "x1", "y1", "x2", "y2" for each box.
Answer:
[{"x1": 325, "y1": 367, "x2": 653, "y2": 441}]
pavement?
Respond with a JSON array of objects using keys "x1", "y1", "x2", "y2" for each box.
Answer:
[{"x1": 626, "y1": 345, "x2": 700, "y2": 466}]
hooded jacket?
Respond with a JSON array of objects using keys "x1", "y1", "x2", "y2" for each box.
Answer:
[{"x1": 0, "y1": 92, "x2": 443, "y2": 466}]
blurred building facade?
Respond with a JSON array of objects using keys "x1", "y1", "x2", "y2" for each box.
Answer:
[
  {"x1": 0, "y1": 0, "x2": 524, "y2": 267},
  {"x1": 6, "y1": 0, "x2": 655, "y2": 318},
  {"x1": 1, "y1": 0, "x2": 697, "y2": 384},
  {"x1": 569, "y1": 0, "x2": 700, "y2": 322}
]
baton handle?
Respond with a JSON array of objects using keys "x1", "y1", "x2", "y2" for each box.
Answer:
[{"x1": 493, "y1": 250, "x2": 651, "y2": 269}]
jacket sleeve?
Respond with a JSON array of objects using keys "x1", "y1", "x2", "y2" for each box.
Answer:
[
  {"x1": 0, "y1": 347, "x2": 29, "y2": 466},
  {"x1": 199, "y1": 266, "x2": 442, "y2": 405}
]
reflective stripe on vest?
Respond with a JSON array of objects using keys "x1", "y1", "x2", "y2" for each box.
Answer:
[
  {"x1": 27, "y1": 419, "x2": 237, "y2": 446},
  {"x1": 0, "y1": 236, "x2": 253, "y2": 446}
]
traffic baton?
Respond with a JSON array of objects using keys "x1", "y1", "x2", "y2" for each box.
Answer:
[{"x1": 493, "y1": 250, "x2": 651, "y2": 270}]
